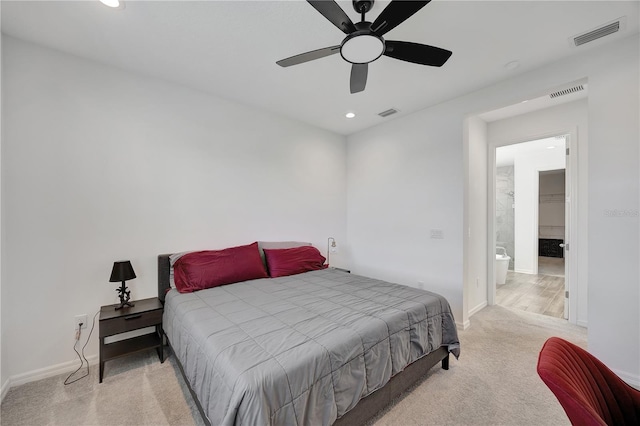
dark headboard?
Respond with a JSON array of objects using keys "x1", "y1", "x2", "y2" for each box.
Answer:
[{"x1": 158, "y1": 254, "x2": 171, "y2": 303}]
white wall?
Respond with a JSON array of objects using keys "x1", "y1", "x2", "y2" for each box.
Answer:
[
  {"x1": 348, "y1": 35, "x2": 638, "y2": 384},
  {"x1": 465, "y1": 116, "x2": 488, "y2": 318},
  {"x1": 347, "y1": 105, "x2": 465, "y2": 323},
  {"x1": 586, "y1": 37, "x2": 640, "y2": 386},
  {"x1": 487, "y1": 100, "x2": 587, "y2": 326},
  {"x1": 0, "y1": 0, "x2": 5, "y2": 398},
  {"x1": 1, "y1": 36, "x2": 348, "y2": 384}
]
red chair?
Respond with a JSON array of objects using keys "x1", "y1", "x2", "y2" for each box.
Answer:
[{"x1": 537, "y1": 337, "x2": 640, "y2": 426}]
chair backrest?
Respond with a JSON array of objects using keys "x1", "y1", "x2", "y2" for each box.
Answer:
[{"x1": 537, "y1": 337, "x2": 640, "y2": 426}]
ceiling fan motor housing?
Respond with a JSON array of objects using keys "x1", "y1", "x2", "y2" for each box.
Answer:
[
  {"x1": 340, "y1": 22, "x2": 385, "y2": 64},
  {"x1": 353, "y1": 0, "x2": 374, "y2": 14}
]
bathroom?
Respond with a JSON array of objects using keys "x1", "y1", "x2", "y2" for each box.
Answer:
[{"x1": 495, "y1": 136, "x2": 567, "y2": 319}]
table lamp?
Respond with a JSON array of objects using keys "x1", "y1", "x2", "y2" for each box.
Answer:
[{"x1": 109, "y1": 260, "x2": 136, "y2": 310}]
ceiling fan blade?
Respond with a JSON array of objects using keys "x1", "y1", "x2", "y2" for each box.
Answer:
[
  {"x1": 350, "y1": 63, "x2": 368, "y2": 94},
  {"x1": 307, "y1": 0, "x2": 356, "y2": 34},
  {"x1": 276, "y1": 45, "x2": 341, "y2": 67},
  {"x1": 384, "y1": 40, "x2": 452, "y2": 66},
  {"x1": 371, "y1": 0, "x2": 431, "y2": 36}
]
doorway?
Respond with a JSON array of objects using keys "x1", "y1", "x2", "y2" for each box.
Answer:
[{"x1": 494, "y1": 136, "x2": 569, "y2": 319}]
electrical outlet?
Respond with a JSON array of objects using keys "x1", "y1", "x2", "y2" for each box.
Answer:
[
  {"x1": 75, "y1": 314, "x2": 88, "y2": 330},
  {"x1": 417, "y1": 281, "x2": 425, "y2": 290}
]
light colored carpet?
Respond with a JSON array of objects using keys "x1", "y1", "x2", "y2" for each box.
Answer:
[
  {"x1": 368, "y1": 305, "x2": 586, "y2": 426},
  {"x1": 1, "y1": 351, "x2": 205, "y2": 426},
  {"x1": 1, "y1": 305, "x2": 586, "y2": 426}
]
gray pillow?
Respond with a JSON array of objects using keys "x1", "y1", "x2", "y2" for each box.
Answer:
[{"x1": 169, "y1": 251, "x2": 193, "y2": 288}]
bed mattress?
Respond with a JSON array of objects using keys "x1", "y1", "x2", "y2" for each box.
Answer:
[{"x1": 163, "y1": 268, "x2": 459, "y2": 426}]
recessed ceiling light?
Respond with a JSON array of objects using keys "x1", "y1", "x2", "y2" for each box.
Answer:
[
  {"x1": 345, "y1": 112, "x2": 356, "y2": 119},
  {"x1": 547, "y1": 146, "x2": 557, "y2": 149},
  {"x1": 100, "y1": 0, "x2": 124, "y2": 9},
  {"x1": 504, "y1": 60, "x2": 520, "y2": 70}
]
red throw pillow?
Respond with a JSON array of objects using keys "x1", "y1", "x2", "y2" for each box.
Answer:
[
  {"x1": 263, "y1": 246, "x2": 327, "y2": 278},
  {"x1": 173, "y1": 242, "x2": 268, "y2": 293}
]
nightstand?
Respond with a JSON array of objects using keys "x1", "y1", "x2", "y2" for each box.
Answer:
[{"x1": 99, "y1": 297, "x2": 164, "y2": 383}]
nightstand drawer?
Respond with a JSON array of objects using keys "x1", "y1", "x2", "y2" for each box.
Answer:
[{"x1": 100, "y1": 309, "x2": 162, "y2": 337}]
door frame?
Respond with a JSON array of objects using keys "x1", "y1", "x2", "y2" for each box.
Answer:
[{"x1": 487, "y1": 129, "x2": 579, "y2": 325}]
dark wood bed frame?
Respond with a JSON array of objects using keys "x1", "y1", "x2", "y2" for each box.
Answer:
[{"x1": 157, "y1": 254, "x2": 450, "y2": 426}]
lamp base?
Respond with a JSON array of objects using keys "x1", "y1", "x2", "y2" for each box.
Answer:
[
  {"x1": 114, "y1": 281, "x2": 134, "y2": 310},
  {"x1": 114, "y1": 300, "x2": 135, "y2": 310}
]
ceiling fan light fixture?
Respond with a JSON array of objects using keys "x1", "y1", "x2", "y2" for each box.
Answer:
[
  {"x1": 341, "y1": 33, "x2": 385, "y2": 64},
  {"x1": 99, "y1": 0, "x2": 124, "y2": 9}
]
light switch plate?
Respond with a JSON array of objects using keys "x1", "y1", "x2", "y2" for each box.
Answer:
[{"x1": 430, "y1": 229, "x2": 444, "y2": 239}]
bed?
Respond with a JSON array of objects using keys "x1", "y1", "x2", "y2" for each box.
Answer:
[{"x1": 158, "y1": 247, "x2": 460, "y2": 426}]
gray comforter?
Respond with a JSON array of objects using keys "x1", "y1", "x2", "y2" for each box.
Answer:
[{"x1": 163, "y1": 268, "x2": 460, "y2": 426}]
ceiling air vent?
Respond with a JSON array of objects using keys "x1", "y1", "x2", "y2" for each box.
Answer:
[
  {"x1": 573, "y1": 20, "x2": 620, "y2": 46},
  {"x1": 378, "y1": 108, "x2": 399, "y2": 118},
  {"x1": 549, "y1": 85, "x2": 584, "y2": 99}
]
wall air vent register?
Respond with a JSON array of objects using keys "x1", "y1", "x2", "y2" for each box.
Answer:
[
  {"x1": 549, "y1": 85, "x2": 584, "y2": 99},
  {"x1": 572, "y1": 18, "x2": 623, "y2": 47},
  {"x1": 378, "y1": 108, "x2": 399, "y2": 118}
]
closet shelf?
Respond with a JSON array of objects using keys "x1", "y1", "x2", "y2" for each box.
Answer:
[{"x1": 539, "y1": 193, "x2": 565, "y2": 203}]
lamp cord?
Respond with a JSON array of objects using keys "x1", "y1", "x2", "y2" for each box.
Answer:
[{"x1": 64, "y1": 310, "x2": 99, "y2": 385}]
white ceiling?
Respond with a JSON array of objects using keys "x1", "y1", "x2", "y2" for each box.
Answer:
[
  {"x1": 2, "y1": 1, "x2": 638, "y2": 135},
  {"x1": 478, "y1": 82, "x2": 588, "y2": 122},
  {"x1": 496, "y1": 135, "x2": 566, "y2": 168}
]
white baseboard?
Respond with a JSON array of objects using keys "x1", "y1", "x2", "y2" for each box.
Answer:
[
  {"x1": 8, "y1": 355, "x2": 98, "y2": 390},
  {"x1": 469, "y1": 301, "x2": 488, "y2": 317},
  {"x1": 456, "y1": 320, "x2": 471, "y2": 330},
  {"x1": 1, "y1": 377, "x2": 10, "y2": 402}
]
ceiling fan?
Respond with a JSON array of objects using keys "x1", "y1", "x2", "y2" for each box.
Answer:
[{"x1": 276, "y1": 0, "x2": 452, "y2": 94}]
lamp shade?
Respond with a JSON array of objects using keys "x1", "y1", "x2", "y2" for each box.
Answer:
[{"x1": 109, "y1": 260, "x2": 136, "y2": 282}]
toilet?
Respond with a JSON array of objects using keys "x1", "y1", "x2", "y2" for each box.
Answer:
[{"x1": 495, "y1": 247, "x2": 511, "y2": 285}]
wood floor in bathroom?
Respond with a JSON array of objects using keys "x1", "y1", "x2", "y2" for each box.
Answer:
[{"x1": 496, "y1": 257, "x2": 565, "y2": 319}]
